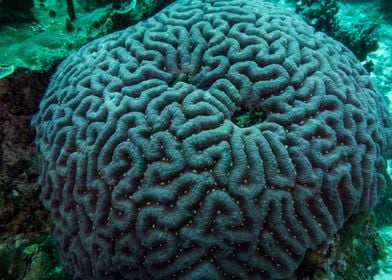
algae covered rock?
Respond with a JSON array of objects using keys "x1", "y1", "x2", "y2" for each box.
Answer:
[{"x1": 0, "y1": 234, "x2": 70, "y2": 279}]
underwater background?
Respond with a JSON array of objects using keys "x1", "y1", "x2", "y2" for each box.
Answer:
[{"x1": 0, "y1": 0, "x2": 392, "y2": 279}]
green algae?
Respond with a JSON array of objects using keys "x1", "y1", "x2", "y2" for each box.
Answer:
[
  {"x1": 0, "y1": 234, "x2": 71, "y2": 279},
  {"x1": 335, "y1": 213, "x2": 386, "y2": 280},
  {"x1": 0, "y1": 0, "x2": 113, "y2": 71},
  {"x1": 296, "y1": 211, "x2": 387, "y2": 279},
  {"x1": 231, "y1": 107, "x2": 268, "y2": 128},
  {"x1": 0, "y1": 0, "x2": 171, "y2": 72}
]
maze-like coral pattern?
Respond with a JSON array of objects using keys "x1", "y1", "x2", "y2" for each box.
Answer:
[{"x1": 32, "y1": 0, "x2": 392, "y2": 279}]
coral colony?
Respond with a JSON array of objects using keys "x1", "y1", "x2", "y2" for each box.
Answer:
[{"x1": 32, "y1": 0, "x2": 392, "y2": 279}]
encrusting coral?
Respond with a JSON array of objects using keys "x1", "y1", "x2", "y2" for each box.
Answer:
[{"x1": 32, "y1": 0, "x2": 392, "y2": 279}]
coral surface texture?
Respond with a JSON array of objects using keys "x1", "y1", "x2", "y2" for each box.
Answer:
[{"x1": 31, "y1": 0, "x2": 392, "y2": 279}]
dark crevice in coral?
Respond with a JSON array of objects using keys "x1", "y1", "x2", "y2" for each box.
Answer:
[
  {"x1": 231, "y1": 106, "x2": 268, "y2": 128},
  {"x1": 169, "y1": 73, "x2": 190, "y2": 88}
]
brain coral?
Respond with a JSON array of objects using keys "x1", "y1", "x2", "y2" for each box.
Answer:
[{"x1": 32, "y1": 0, "x2": 392, "y2": 279}]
